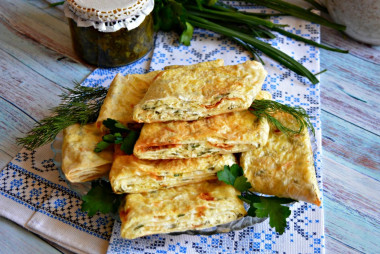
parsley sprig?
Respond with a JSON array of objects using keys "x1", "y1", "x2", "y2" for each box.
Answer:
[
  {"x1": 217, "y1": 164, "x2": 294, "y2": 234},
  {"x1": 95, "y1": 119, "x2": 140, "y2": 155},
  {"x1": 81, "y1": 180, "x2": 124, "y2": 216}
]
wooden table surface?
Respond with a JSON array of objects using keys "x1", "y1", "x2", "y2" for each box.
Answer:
[{"x1": 0, "y1": 0, "x2": 379, "y2": 253}]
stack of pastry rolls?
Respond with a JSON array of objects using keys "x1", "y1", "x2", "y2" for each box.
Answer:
[{"x1": 61, "y1": 59, "x2": 321, "y2": 239}]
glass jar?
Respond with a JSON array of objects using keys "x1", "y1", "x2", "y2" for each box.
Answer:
[{"x1": 64, "y1": 0, "x2": 154, "y2": 67}]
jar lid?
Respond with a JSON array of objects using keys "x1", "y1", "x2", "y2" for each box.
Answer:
[{"x1": 64, "y1": 0, "x2": 154, "y2": 32}]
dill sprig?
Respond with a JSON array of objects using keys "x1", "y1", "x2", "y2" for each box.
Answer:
[
  {"x1": 17, "y1": 83, "x2": 108, "y2": 150},
  {"x1": 249, "y1": 99, "x2": 315, "y2": 135}
]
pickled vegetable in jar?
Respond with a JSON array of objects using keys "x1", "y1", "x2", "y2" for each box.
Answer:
[{"x1": 64, "y1": 0, "x2": 154, "y2": 67}]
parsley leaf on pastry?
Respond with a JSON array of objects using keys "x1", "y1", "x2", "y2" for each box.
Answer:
[
  {"x1": 95, "y1": 118, "x2": 140, "y2": 155},
  {"x1": 81, "y1": 180, "x2": 124, "y2": 216},
  {"x1": 217, "y1": 164, "x2": 294, "y2": 235}
]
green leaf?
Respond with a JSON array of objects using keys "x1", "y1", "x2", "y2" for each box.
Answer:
[
  {"x1": 154, "y1": 0, "x2": 187, "y2": 31},
  {"x1": 179, "y1": 22, "x2": 194, "y2": 46},
  {"x1": 230, "y1": 164, "x2": 243, "y2": 178},
  {"x1": 238, "y1": 192, "x2": 294, "y2": 234},
  {"x1": 98, "y1": 118, "x2": 141, "y2": 155},
  {"x1": 239, "y1": 193, "x2": 261, "y2": 204},
  {"x1": 94, "y1": 141, "x2": 111, "y2": 153},
  {"x1": 247, "y1": 205, "x2": 257, "y2": 217},
  {"x1": 217, "y1": 165, "x2": 236, "y2": 185},
  {"x1": 103, "y1": 119, "x2": 130, "y2": 134},
  {"x1": 120, "y1": 131, "x2": 140, "y2": 155},
  {"x1": 113, "y1": 133, "x2": 124, "y2": 144},
  {"x1": 81, "y1": 181, "x2": 124, "y2": 217},
  {"x1": 102, "y1": 118, "x2": 118, "y2": 130},
  {"x1": 114, "y1": 122, "x2": 130, "y2": 131},
  {"x1": 217, "y1": 164, "x2": 251, "y2": 192},
  {"x1": 102, "y1": 134, "x2": 115, "y2": 143},
  {"x1": 233, "y1": 176, "x2": 252, "y2": 192},
  {"x1": 253, "y1": 197, "x2": 292, "y2": 234}
]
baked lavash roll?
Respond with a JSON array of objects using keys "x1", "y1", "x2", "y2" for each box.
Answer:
[
  {"x1": 96, "y1": 59, "x2": 224, "y2": 131},
  {"x1": 119, "y1": 180, "x2": 246, "y2": 239},
  {"x1": 109, "y1": 153, "x2": 236, "y2": 194},
  {"x1": 133, "y1": 110, "x2": 269, "y2": 160},
  {"x1": 240, "y1": 111, "x2": 321, "y2": 206},
  {"x1": 62, "y1": 123, "x2": 113, "y2": 182},
  {"x1": 133, "y1": 60, "x2": 267, "y2": 123}
]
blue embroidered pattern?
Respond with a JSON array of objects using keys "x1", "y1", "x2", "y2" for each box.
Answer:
[{"x1": 0, "y1": 5, "x2": 324, "y2": 253}]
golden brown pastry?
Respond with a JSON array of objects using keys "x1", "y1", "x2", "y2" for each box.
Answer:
[
  {"x1": 133, "y1": 60, "x2": 267, "y2": 123},
  {"x1": 240, "y1": 112, "x2": 321, "y2": 206},
  {"x1": 109, "y1": 153, "x2": 236, "y2": 193},
  {"x1": 96, "y1": 60, "x2": 224, "y2": 131},
  {"x1": 255, "y1": 90, "x2": 272, "y2": 100},
  {"x1": 61, "y1": 123, "x2": 113, "y2": 182},
  {"x1": 133, "y1": 110, "x2": 269, "y2": 160},
  {"x1": 96, "y1": 72, "x2": 159, "y2": 131},
  {"x1": 163, "y1": 59, "x2": 224, "y2": 70},
  {"x1": 119, "y1": 180, "x2": 246, "y2": 239}
]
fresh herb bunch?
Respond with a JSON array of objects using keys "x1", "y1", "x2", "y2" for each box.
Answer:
[
  {"x1": 249, "y1": 99, "x2": 315, "y2": 135},
  {"x1": 81, "y1": 180, "x2": 124, "y2": 216},
  {"x1": 50, "y1": 0, "x2": 347, "y2": 83},
  {"x1": 95, "y1": 118, "x2": 140, "y2": 155},
  {"x1": 217, "y1": 164, "x2": 294, "y2": 234},
  {"x1": 154, "y1": 0, "x2": 347, "y2": 84},
  {"x1": 17, "y1": 84, "x2": 108, "y2": 150}
]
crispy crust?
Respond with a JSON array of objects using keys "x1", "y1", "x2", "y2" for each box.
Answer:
[
  {"x1": 109, "y1": 153, "x2": 236, "y2": 193},
  {"x1": 96, "y1": 72, "x2": 160, "y2": 132},
  {"x1": 133, "y1": 60, "x2": 267, "y2": 123},
  {"x1": 240, "y1": 112, "x2": 321, "y2": 206}
]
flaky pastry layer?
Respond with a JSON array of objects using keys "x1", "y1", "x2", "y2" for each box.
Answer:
[
  {"x1": 133, "y1": 60, "x2": 267, "y2": 123},
  {"x1": 109, "y1": 153, "x2": 236, "y2": 193},
  {"x1": 120, "y1": 181, "x2": 246, "y2": 239}
]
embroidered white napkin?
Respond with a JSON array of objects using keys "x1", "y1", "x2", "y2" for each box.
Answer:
[{"x1": 0, "y1": 6, "x2": 324, "y2": 254}]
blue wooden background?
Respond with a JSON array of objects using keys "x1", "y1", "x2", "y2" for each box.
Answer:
[{"x1": 0, "y1": 0, "x2": 379, "y2": 253}]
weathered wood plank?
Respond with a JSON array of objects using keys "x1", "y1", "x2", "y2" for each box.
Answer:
[
  {"x1": 0, "y1": 217, "x2": 61, "y2": 254},
  {"x1": 321, "y1": 110, "x2": 380, "y2": 178},
  {"x1": 323, "y1": 157, "x2": 380, "y2": 254},
  {"x1": 320, "y1": 51, "x2": 380, "y2": 136},
  {"x1": 0, "y1": 20, "x2": 92, "y2": 89},
  {"x1": 28, "y1": 0, "x2": 66, "y2": 22},
  {"x1": 0, "y1": 0, "x2": 82, "y2": 64},
  {"x1": 0, "y1": 98, "x2": 36, "y2": 169},
  {"x1": 0, "y1": 152, "x2": 12, "y2": 169},
  {"x1": 0, "y1": 47, "x2": 66, "y2": 119},
  {"x1": 0, "y1": 11, "x2": 91, "y2": 169},
  {"x1": 321, "y1": 26, "x2": 380, "y2": 64},
  {"x1": 325, "y1": 235, "x2": 362, "y2": 254}
]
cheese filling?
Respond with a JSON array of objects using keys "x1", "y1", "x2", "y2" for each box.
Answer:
[
  {"x1": 137, "y1": 95, "x2": 244, "y2": 122},
  {"x1": 137, "y1": 142, "x2": 256, "y2": 159}
]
